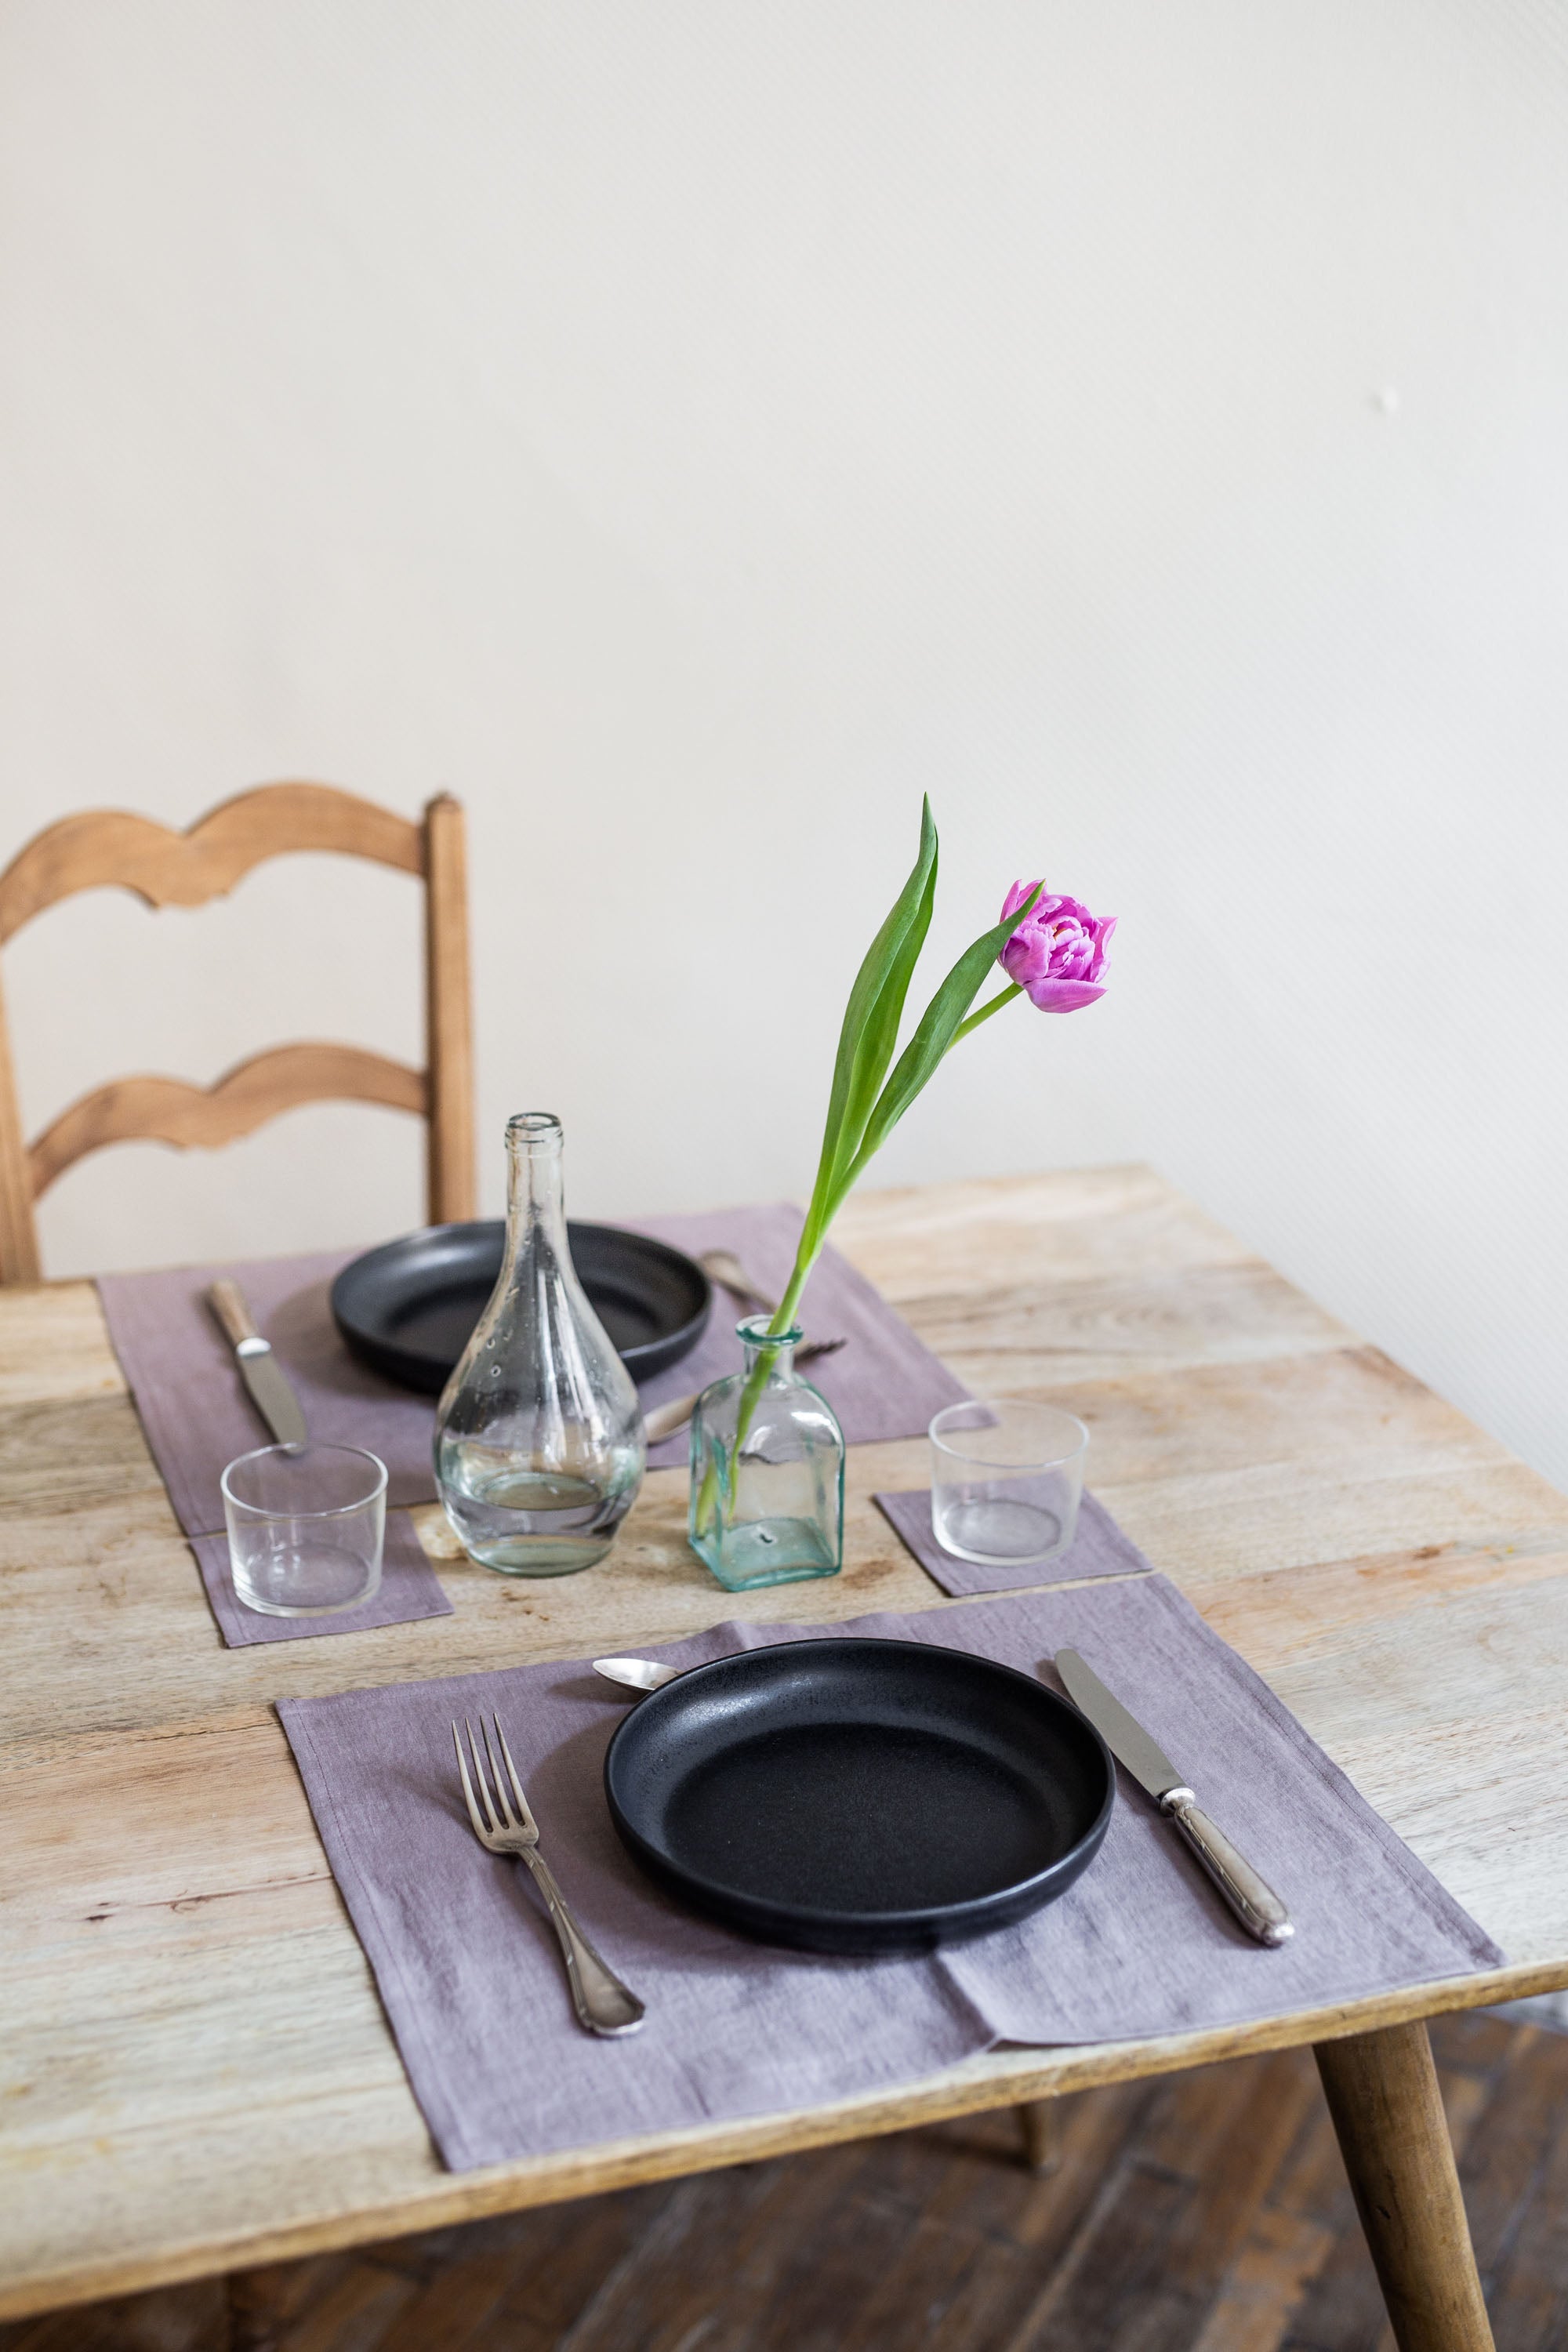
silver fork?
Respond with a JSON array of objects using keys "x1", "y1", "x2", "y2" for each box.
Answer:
[{"x1": 452, "y1": 1715, "x2": 645, "y2": 2037}]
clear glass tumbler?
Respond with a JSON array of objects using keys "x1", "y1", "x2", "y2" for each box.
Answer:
[
  {"x1": 929, "y1": 1399, "x2": 1087, "y2": 1568},
  {"x1": 221, "y1": 1442, "x2": 387, "y2": 1616}
]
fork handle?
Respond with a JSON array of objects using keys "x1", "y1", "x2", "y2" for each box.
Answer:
[
  {"x1": 520, "y1": 1851, "x2": 645, "y2": 2035},
  {"x1": 703, "y1": 1254, "x2": 779, "y2": 1318}
]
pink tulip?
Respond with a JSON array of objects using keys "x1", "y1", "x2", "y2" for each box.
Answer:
[{"x1": 999, "y1": 881, "x2": 1116, "y2": 1012}]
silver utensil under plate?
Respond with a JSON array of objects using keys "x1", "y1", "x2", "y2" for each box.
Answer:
[
  {"x1": 593, "y1": 1655, "x2": 681, "y2": 1694},
  {"x1": 642, "y1": 1330, "x2": 847, "y2": 1446},
  {"x1": 697, "y1": 1247, "x2": 779, "y2": 1317}
]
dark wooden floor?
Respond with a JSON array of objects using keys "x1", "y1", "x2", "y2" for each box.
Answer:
[{"x1": 9, "y1": 2012, "x2": 1568, "y2": 2352}]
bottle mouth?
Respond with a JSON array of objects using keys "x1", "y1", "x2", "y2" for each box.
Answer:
[
  {"x1": 506, "y1": 1112, "x2": 564, "y2": 1150},
  {"x1": 737, "y1": 1312, "x2": 802, "y2": 1348}
]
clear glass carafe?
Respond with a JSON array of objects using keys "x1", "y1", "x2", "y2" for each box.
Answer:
[
  {"x1": 688, "y1": 1316, "x2": 844, "y2": 1590},
  {"x1": 434, "y1": 1113, "x2": 644, "y2": 1574}
]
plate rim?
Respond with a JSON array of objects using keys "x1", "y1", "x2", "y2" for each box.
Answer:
[
  {"x1": 603, "y1": 1634, "x2": 1116, "y2": 1932},
  {"x1": 328, "y1": 1217, "x2": 713, "y2": 1384}
]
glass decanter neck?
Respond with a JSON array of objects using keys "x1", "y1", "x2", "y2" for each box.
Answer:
[
  {"x1": 506, "y1": 1110, "x2": 564, "y2": 1161},
  {"x1": 503, "y1": 1112, "x2": 567, "y2": 1248}
]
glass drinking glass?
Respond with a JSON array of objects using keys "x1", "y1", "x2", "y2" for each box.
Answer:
[
  {"x1": 688, "y1": 1316, "x2": 844, "y2": 1590},
  {"x1": 929, "y1": 1399, "x2": 1087, "y2": 1568},
  {"x1": 434, "y1": 1112, "x2": 645, "y2": 1575},
  {"x1": 221, "y1": 1443, "x2": 387, "y2": 1617}
]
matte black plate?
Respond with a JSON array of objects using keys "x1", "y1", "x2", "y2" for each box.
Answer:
[
  {"x1": 604, "y1": 1639, "x2": 1115, "y2": 1955},
  {"x1": 330, "y1": 1221, "x2": 711, "y2": 1395}
]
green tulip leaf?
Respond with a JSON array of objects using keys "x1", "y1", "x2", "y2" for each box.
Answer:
[
  {"x1": 837, "y1": 882, "x2": 1044, "y2": 1192},
  {"x1": 799, "y1": 797, "x2": 937, "y2": 1262}
]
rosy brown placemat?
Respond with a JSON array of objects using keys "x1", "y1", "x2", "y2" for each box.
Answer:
[
  {"x1": 278, "y1": 1576, "x2": 1504, "y2": 2172},
  {"x1": 97, "y1": 1250, "x2": 438, "y2": 1539},
  {"x1": 95, "y1": 1204, "x2": 968, "y2": 1526},
  {"x1": 188, "y1": 1509, "x2": 452, "y2": 1647},
  {"x1": 626, "y1": 1203, "x2": 967, "y2": 1466},
  {"x1": 874, "y1": 1487, "x2": 1150, "y2": 1595}
]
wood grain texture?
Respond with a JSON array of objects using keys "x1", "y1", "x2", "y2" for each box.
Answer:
[
  {"x1": 0, "y1": 1166, "x2": 1563, "y2": 2323},
  {"x1": 27, "y1": 1045, "x2": 428, "y2": 1197},
  {"x1": 0, "y1": 782, "x2": 422, "y2": 945},
  {"x1": 1316, "y1": 2021, "x2": 1495, "y2": 2350},
  {"x1": 0, "y1": 1276, "x2": 120, "y2": 1406},
  {"x1": 1017, "y1": 2099, "x2": 1061, "y2": 2175},
  {"x1": 422, "y1": 792, "x2": 476, "y2": 1224},
  {"x1": 16, "y1": 2012, "x2": 1563, "y2": 2352},
  {"x1": 0, "y1": 784, "x2": 475, "y2": 1276},
  {"x1": 0, "y1": 968, "x2": 37, "y2": 1283}
]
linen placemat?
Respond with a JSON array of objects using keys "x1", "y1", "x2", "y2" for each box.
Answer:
[
  {"x1": 96, "y1": 1204, "x2": 968, "y2": 1528},
  {"x1": 97, "y1": 1250, "x2": 441, "y2": 1538},
  {"x1": 188, "y1": 1509, "x2": 452, "y2": 1647},
  {"x1": 874, "y1": 1487, "x2": 1152, "y2": 1596},
  {"x1": 278, "y1": 1576, "x2": 1504, "y2": 2172},
  {"x1": 626, "y1": 1203, "x2": 967, "y2": 1467}
]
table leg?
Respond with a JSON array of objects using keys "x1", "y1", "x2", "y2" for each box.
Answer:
[
  {"x1": 226, "y1": 2267, "x2": 282, "y2": 2351},
  {"x1": 1313, "y1": 2020, "x2": 1494, "y2": 2352},
  {"x1": 1015, "y1": 2097, "x2": 1059, "y2": 2172}
]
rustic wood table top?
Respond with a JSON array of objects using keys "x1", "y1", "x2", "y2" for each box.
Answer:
[{"x1": 3, "y1": 1165, "x2": 1565, "y2": 2326}]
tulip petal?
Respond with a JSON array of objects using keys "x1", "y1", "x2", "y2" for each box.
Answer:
[
  {"x1": 1024, "y1": 977, "x2": 1107, "y2": 1013},
  {"x1": 1000, "y1": 935, "x2": 1049, "y2": 987},
  {"x1": 1000, "y1": 878, "x2": 1044, "y2": 922}
]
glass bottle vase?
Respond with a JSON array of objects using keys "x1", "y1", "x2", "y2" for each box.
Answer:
[
  {"x1": 688, "y1": 1315, "x2": 844, "y2": 1590},
  {"x1": 434, "y1": 1112, "x2": 644, "y2": 1574}
]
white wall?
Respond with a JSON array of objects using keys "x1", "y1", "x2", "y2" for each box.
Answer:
[{"x1": 5, "y1": 2, "x2": 1568, "y2": 1486}]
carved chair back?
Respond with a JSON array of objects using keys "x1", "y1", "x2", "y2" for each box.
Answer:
[{"x1": 0, "y1": 782, "x2": 475, "y2": 1283}]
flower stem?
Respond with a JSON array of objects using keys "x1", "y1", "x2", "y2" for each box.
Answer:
[
  {"x1": 691, "y1": 1253, "x2": 821, "y2": 1539},
  {"x1": 696, "y1": 916, "x2": 1027, "y2": 1546},
  {"x1": 951, "y1": 980, "x2": 1022, "y2": 1043}
]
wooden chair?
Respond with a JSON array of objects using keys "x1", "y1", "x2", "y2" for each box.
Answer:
[{"x1": 0, "y1": 782, "x2": 475, "y2": 1283}]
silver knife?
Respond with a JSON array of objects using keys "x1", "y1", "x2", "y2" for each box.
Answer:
[
  {"x1": 208, "y1": 1281, "x2": 307, "y2": 1449},
  {"x1": 1054, "y1": 1647, "x2": 1294, "y2": 1947}
]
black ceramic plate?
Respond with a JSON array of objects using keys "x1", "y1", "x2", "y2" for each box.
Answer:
[
  {"x1": 330, "y1": 1221, "x2": 711, "y2": 1394},
  {"x1": 604, "y1": 1638, "x2": 1115, "y2": 1955}
]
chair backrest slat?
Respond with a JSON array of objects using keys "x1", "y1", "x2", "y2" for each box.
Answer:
[
  {"x1": 0, "y1": 782, "x2": 423, "y2": 946},
  {"x1": 0, "y1": 782, "x2": 474, "y2": 1283},
  {"x1": 27, "y1": 1044, "x2": 430, "y2": 1200}
]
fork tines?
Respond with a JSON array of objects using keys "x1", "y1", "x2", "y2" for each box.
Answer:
[{"x1": 452, "y1": 1712, "x2": 536, "y2": 1844}]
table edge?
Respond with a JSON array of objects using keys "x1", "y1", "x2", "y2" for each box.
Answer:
[{"x1": 5, "y1": 1955, "x2": 1563, "y2": 2325}]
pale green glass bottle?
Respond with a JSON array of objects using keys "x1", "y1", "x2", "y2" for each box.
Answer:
[{"x1": 688, "y1": 1315, "x2": 844, "y2": 1590}]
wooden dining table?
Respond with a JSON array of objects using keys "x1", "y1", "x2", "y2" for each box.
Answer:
[{"x1": 3, "y1": 1164, "x2": 1566, "y2": 2351}]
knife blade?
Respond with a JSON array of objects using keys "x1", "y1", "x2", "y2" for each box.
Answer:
[
  {"x1": 208, "y1": 1280, "x2": 308, "y2": 1449},
  {"x1": 1055, "y1": 1646, "x2": 1293, "y2": 1947}
]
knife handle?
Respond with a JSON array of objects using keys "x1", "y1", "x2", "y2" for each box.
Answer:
[
  {"x1": 1163, "y1": 1789, "x2": 1294, "y2": 1947},
  {"x1": 208, "y1": 1280, "x2": 263, "y2": 1352}
]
